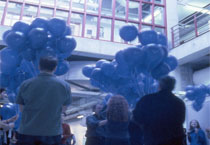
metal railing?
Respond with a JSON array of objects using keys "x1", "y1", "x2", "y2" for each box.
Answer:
[{"x1": 171, "y1": 5, "x2": 210, "y2": 48}]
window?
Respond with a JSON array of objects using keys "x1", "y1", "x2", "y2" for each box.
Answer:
[
  {"x1": 155, "y1": 0, "x2": 163, "y2": 4},
  {"x1": 41, "y1": 0, "x2": 54, "y2": 7},
  {"x1": 22, "y1": 4, "x2": 38, "y2": 23},
  {"x1": 4, "y1": 2, "x2": 22, "y2": 26},
  {"x1": 155, "y1": 27, "x2": 165, "y2": 34},
  {"x1": 128, "y1": 23, "x2": 139, "y2": 45},
  {"x1": 25, "y1": 0, "x2": 39, "y2": 4},
  {"x1": 142, "y1": 3, "x2": 152, "y2": 24},
  {"x1": 70, "y1": 13, "x2": 83, "y2": 36},
  {"x1": 85, "y1": 15, "x2": 97, "y2": 38},
  {"x1": 72, "y1": 0, "x2": 85, "y2": 12},
  {"x1": 39, "y1": 7, "x2": 53, "y2": 18},
  {"x1": 114, "y1": 20, "x2": 126, "y2": 42},
  {"x1": 100, "y1": 18, "x2": 112, "y2": 41},
  {"x1": 154, "y1": 6, "x2": 164, "y2": 26},
  {"x1": 57, "y1": 0, "x2": 70, "y2": 9},
  {"x1": 0, "y1": 0, "x2": 6, "y2": 23},
  {"x1": 128, "y1": 1, "x2": 139, "y2": 21},
  {"x1": 101, "y1": 0, "x2": 113, "y2": 16},
  {"x1": 141, "y1": 25, "x2": 152, "y2": 31},
  {"x1": 87, "y1": 0, "x2": 99, "y2": 14},
  {"x1": 56, "y1": 10, "x2": 68, "y2": 22},
  {"x1": 115, "y1": 0, "x2": 126, "y2": 19}
]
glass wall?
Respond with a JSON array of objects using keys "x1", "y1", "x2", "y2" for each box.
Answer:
[{"x1": 0, "y1": 0, "x2": 167, "y2": 43}]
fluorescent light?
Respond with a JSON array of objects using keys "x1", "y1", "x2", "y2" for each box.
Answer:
[
  {"x1": 185, "y1": 5, "x2": 210, "y2": 15},
  {"x1": 77, "y1": 115, "x2": 84, "y2": 119}
]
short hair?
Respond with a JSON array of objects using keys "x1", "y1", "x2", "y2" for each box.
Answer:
[
  {"x1": 0, "y1": 88, "x2": 5, "y2": 94},
  {"x1": 159, "y1": 76, "x2": 176, "y2": 92},
  {"x1": 39, "y1": 56, "x2": 58, "y2": 72}
]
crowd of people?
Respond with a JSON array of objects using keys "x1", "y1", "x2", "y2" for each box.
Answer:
[{"x1": 0, "y1": 56, "x2": 209, "y2": 145}]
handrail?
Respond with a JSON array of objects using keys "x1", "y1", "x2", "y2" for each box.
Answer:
[{"x1": 171, "y1": 4, "x2": 210, "y2": 48}]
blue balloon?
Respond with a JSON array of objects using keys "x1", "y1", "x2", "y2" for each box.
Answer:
[
  {"x1": 54, "y1": 60, "x2": 70, "y2": 76},
  {"x1": 63, "y1": 26, "x2": 72, "y2": 36},
  {"x1": 20, "y1": 48, "x2": 36, "y2": 61},
  {"x1": 138, "y1": 30, "x2": 158, "y2": 45},
  {"x1": 0, "y1": 73, "x2": 9, "y2": 88},
  {"x1": 7, "y1": 92, "x2": 16, "y2": 103},
  {"x1": 28, "y1": 28, "x2": 48, "y2": 49},
  {"x1": 115, "y1": 50, "x2": 125, "y2": 65},
  {"x1": 123, "y1": 47, "x2": 145, "y2": 68},
  {"x1": 20, "y1": 59, "x2": 37, "y2": 77},
  {"x1": 186, "y1": 90, "x2": 196, "y2": 101},
  {"x1": 91, "y1": 68, "x2": 103, "y2": 81},
  {"x1": 185, "y1": 85, "x2": 194, "y2": 91},
  {"x1": 3, "y1": 30, "x2": 12, "y2": 43},
  {"x1": 96, "y1": 60, "x2": 108, "y2": 68},
  {"x1": 58, "y1": 36, "x2": 76, "y2": 53},
  {"x1": 119, "y1": 25, "x2": 138, "y2": 41},
  {"x1": 164, "y1": 56, "x2": 178, "y2": 71},
  {"x1": 151, "y1": 63, "x2": 170, "y2": 79},
  {"x1": 37, "y1": 47, "x2": 57, "y2": 59},
  {"x1": 157, "y1": 33, "x2": 168, "y2": 46},
  {"x1": 82, "y1": 65, "x2": 95, "y2": 78},
  {"x1": 0, "y1": 103, "x2": 17, "y2": 120},
  {"x1": 144, "y1": 44, "x2": 165, "y2": 71},
  {"x1": 30, "y1": 17, "x2": 48, "y2": 31},
  {"x1": 192, "y1": 101, "x2": 202, "y2": 112},
  {"x1": 115, "y1": 63, "x2": 131, "y2": 78},
  {"x1": 48, "y1": 18, "x2": 66, "y2": 37},
  {"x1": 12, "y1": 21, "x2": 30, "y2": 34},
  {"x1": 5, "y1": 31, "x2": 25, "y2": 50},
  {"x1": 101, "y1": 62, "x2": 115, "y2": 76},
  {"x1": 158, "y1": 44, "x2": 168, "y2": 58}
]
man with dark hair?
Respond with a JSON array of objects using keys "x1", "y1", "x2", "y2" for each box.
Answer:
[
  {"x1": 133, "y1": 76, "x2": 186, "y2": 145},
  {"x1": 16, "y1": 56, "x2": 71, "y2": 145}
]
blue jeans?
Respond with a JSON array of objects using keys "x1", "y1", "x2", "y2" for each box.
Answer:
[{"x1": 16, "y1": 133, "x2": 61, "y2": 145}]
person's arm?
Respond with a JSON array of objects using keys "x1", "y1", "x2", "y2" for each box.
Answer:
[
  {"x1": 72, "y1": 134, "x2": 76, "y2": 145},
  {"x1": 86, "y1": 116, "x2": 100, "y2": 128},
  {"x1": 63, "y1": 84, "x2": 72, "y2": 111},
  {"x1": 16, "y1": 83, "x2": 25, "y2": 112},
  {"x1": 187, "y1": 131, "x2": 192, "y2": 142},
  {"x1": 2, "y1": 115, "x2": 18, "y2": 124}
]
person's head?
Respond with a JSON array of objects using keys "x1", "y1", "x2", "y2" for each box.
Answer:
[
  {"x1": 158, "y1": 76, "x2": 176, "y2": 92},
  {"x1": 0, "y1": 88, "x2": 5, "y2": 94},
  {"x1": 39, "y1": 56, "x2": 58, "y2": 73},
  {"x1": 190, "y1": 120, "x2": 200, "y2": 130},
  {"x1": 92, "y1": 103, "x2": 104, "y2": 115},
  {"x1": 107, "y1": 95, "x2": 129, "y2": 122}
]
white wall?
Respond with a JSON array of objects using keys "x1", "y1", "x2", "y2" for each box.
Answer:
[{"x1": 193, "y1": 67, "x2": 210, "y2": 85}]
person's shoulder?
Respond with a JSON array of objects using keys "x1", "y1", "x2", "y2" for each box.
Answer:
[
  {"x1": 52, "y1": 77, "x2": 70, "y2": 87},
  {"x1": 140, "y1": 92, "x2": 157, "y2": 101},
  {"x1": 21, "y1": 77, "x2": 36, "y2": 86}
]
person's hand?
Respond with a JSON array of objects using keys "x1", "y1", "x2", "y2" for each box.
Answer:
[
  {"x1": 10, "y1": 115, "x2": 19, "y2": 122},
  {"x1": 99, "y1": 120, "x2": 107, "y2": 126}
]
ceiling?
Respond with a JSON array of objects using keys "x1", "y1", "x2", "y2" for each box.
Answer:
[{"x1": 177, "y1": 0, "x2": 210, "y2": 20}]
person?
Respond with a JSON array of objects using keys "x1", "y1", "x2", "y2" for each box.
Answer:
[
  {"x1": 133, "y1": 76, "x2": 186, "y2": 145},
  {"x1": 16, "y1": 56, "x2": 72, "y2": 145},
  {"x1": 206, "y1": 127, "x2": 210, "y2": 139},
  {"x1": 187, "y1": 120, "x2": 207, "y2": 145},
  {"x1": 61, "y1": 113, "x2": 76, "y2": 145},
  {"x1": 0, "y1": 88, "x2": 6, "y2": 100},
  {"x1": 105, "y1": 95, "x2": 130, "y2": 145},
  {"x1": 128, "y1": 119, "x2": 143, "y2": 145},
  {"x1": 85, "y1": 103, "x2": 106, "y2": 145}
]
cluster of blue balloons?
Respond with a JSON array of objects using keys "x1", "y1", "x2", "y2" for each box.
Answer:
[
  {"x1": 185, "y1": 84, "x2": 210, "y2": 111},
  {"x1": 0, "y1": 17, "x2": 76, "y2": 128},
  {"x1": 82, "y1": 25, "x2": 178, "y2": 107}
]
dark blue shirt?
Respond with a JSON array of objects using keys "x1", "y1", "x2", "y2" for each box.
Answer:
[
  {"x1": 188, "y1": 129, "x2": 207, "y2": 145},
  {"x1": 133, "y1": 90, "x2": 186, "y2": 145},
  {"x1": 16, "y1": 73, "x2": 71, "y2": 136}
]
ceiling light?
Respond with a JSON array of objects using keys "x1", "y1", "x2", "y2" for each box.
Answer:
[{"x1": 77, "y1": 115, "x2": 84, "y2": 119}]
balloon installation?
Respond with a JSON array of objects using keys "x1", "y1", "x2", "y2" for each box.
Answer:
[
  {"x1": 0, "y1": 18, "x2": 76, "y2": 128},
  {"x1": 185, "y1": 84, "x2": 210, "y2": 111},
  {"x1": 82, "y1": 25, "x2": 178, "y2": 107}
]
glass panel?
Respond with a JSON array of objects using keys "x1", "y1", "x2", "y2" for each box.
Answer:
[
  {"x1": 155, "y1": 27, "x2": 165, "y2": 34},
  {"x1": 57, "y1": 0, "x2": 70, "y2": 9},
  {"x1": 39, "y1": 7, "x2": 53, "y2": 18},
  {"x1": 100, "y1": 18, "x2": 111, "y2": 41},
  {"x1": 128, "y1": 1, "x2": 139, "y2": 21},
  {"x1": 196, "y1": 13, "x2": 210, "y2": 35},
  {"x1": 86, "y1": 0, "x2": 99, "y2": 14},
  {"x1": 72, "y1": 0, "x2": 85, "y2": 12},
  {"x1": 143, "y1": 0, "x2": 152, "y2": 2},
  {"x1": 22, "y1": 4, "x2": 38, "y2": 23},
  {"x1": 4, "y1": 2, "x2": 22, "y2": 26},
  {"x1": 41, "y1": 0, "x2": 54, "y2": 7},
  {"x1": 142, "y1": 3, "x2": 152, "y2": 24},
  {"x1": 85, "y1": 15, "x2": 97, "y2": 39},
  {"x1": 70, "y1": 13, "x2": 83, "y2": 36},
  {"x1": 25, "y1": 0, "x2": 39, "y2": 4},
  {"x1": 155, "y1": 0, "x2": 163, "y2": 4},
  {"x1": 56, "y1": 10, "x2": 68, "y2": 22},
  {"x1": 114, "y1": 20, "x2": 126, "y2": 42},
  {"x1": 101, "y1": 0, "x2": 113, "y2": 16},
  {"x1": 154, "y1": 6, "x2": 164, "y2": 26},
  {"x1": 0, "y1": 0, "x2": 6, "y2": 23},
  {"x1": 115, "y1": 0, "x2": 126, "y2": 19},
  {"x1": 141, "y1": 24, "x2": 152, "y2": 31},
  {"x1": 128, "y1": 23, "x2": 139, "y2": 45}
]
